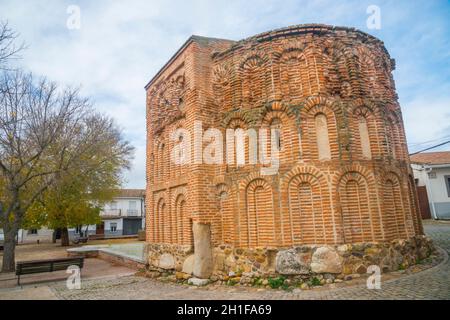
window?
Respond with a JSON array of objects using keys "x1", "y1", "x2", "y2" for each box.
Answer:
[
  {"x1": 28, "y1": 229, "x2": 38, "y2": 235},
  {"x1": 445, "y1": 175, "x2": 450, "y2": 198},
  {"x1": 271, "y1": 118, "x2": 282, "y2": 151},
  {"x1": 110, "y1": 223, "x2": 117, "y2": 233},
  {"x1": 128, "y1": 201, "x2": 138, "y2": 216},
  {"x1": 315, "y1": 113, "x2": 331, "y2": 160},
  {"x1": 110, "y1": 201, "x2": 118, "y2": 210},
  {"x1": 358, "y1": 116, "x2": 372, "y2": 159}
]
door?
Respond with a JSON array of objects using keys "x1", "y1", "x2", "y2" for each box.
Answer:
[
  {"x1": 123, "y1": 219, "x2": 142, "y2": 235},
  {"x1": 417, "y1": 186, "x2": 432, "y2": 219},
  {"x1": 96, "y1": 222, "x2": 105, "y2": 234}
]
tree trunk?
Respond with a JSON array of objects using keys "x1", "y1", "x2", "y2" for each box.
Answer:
[
  {"x1": 52, "y1": 230, "x2": 57, "y2": 243},
  {"x1": 61, "y1": 227, "x2": 70, "y2": 246},
  {"x1": 1, "y1": 228, "x2": 17, "y2": 273}
]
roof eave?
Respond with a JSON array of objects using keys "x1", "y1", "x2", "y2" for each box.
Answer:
[{"x1": 144, "y1": 36, "x2": 196, "y2": 90}]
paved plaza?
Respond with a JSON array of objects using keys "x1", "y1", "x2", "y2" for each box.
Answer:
[{"x1": 1, "y1": 221, "x2": 449, "y2": 300}]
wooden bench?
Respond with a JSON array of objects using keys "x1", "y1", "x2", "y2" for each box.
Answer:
[{"x1": 15, "y1": 257, "x2": 84, "y2": 286}]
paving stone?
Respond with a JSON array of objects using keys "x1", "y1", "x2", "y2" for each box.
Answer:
[{"x1": 48, "y1": 221, "x2": 450, "y2": 300}]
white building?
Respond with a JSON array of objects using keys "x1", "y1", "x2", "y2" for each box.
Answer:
[
  {"x1": 97, "y1": 189, "x2": 146, "y2": 237},
  {"x1": 411, "y1": 151, "x2": 450, "y2": 220},
  {"x1": 1, "y1": 189, "x2": 146, "y2": 244}
]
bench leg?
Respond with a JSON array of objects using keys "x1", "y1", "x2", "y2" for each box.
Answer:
[{"x1": 17, "y1": 274, "x2": 20, "y2": 286}]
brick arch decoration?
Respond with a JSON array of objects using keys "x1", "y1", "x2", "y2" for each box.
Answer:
[
  {"x1": 330, "y1": 41, "x2": 361, "y2": 98},
  {"x1": 237, "y1": 176, "x2": 275, "y2": 248},
  {"x1": 223, "y1": 117, "x2": 249, "y2": 167},
  {"x1": 381, "y1": 171, "x2": 413, "y2": 240},
  {"x1": 300, "y1": 96, "x2": 342, "y2": 161},
  {"x1": 212, "y1": 63, "x2": 233, "y2": 110},
  {"x1": 149, "y1": 76, "x2": 185, "y2": 135},
  {"x1": 260, "y1": 109, "x2": 299, "y2": 165},
  {"x1": 385, "y1": 108, "x2": 408, "y2": 161},
  {"x1": 170, "y1": 186, "x2": 192, "y2": 246},
  {"x1": 348, "y1": 99, "x2": 384, "y2": 160},
  {"x1": 280, "y1": 165, "x2": 336, "y2": 245},
  {"x1": 211, "y1": 183, "x2": 234, "y2": 245},
  {"x1": 157, "y1": 140, "x2": 169, "y2": 181},
  {"x1": 355, "y1": 45, "x2": 394, "y2": 100},
  {"x1": 333, "y1": 165, "x2": 383, "y2": 243},
  {"x1": 154, "y1": 195, "x2": 168, "y2": 244},
  {"x1": 221, "y1": 112, "x2": 250, "y2": 129},
  {"x1": 148, "y1": 152, "x2": 155, "y2": 184},
  {"x1": 353, "y1": 45, "x2": 380, "y2": 98},
  {"x1": 237, "y1": 51, "x2": 271, "y2": 108},
  {"x1": 407, "y1": 173, "x2": 424, "y2": 235},
  {"x1": 272, "y1": 46, "x2": 311, "y2": 103},
  {"x1": 170, "y1": 120, "x2": 188, "y2": 178}
]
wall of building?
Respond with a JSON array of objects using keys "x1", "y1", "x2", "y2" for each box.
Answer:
[
  {"x1": 146, "y1": 24, "x2": 424, "y2": 249},
  {"x1": 102, "y1": 197, "x2": 144, "y2": 217},
  {"x1": 412, "y1": 163, "x2": 450, "y2": 219},
  {"x1": 17, "y1": 227, "x2": 53, "y2": 243},
  {"x1": 104, "y1": 218, "x2": 124, "y2": 236}
]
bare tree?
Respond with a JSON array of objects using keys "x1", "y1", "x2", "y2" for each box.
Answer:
[
  {"x1": 0, "y1": 71, "x2": 134, "y2": 272},
  {"x1": 0, "y1": 21, "x2": 25, "y2": 69}
]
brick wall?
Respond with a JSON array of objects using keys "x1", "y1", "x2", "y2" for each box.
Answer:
[{"x1": 145, "y1": 24, "x2": 423, "y2": 250}]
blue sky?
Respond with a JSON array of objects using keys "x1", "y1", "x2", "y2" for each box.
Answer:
[{"x1": 1, "y1": 0, "x2": 449, "y2": 188}]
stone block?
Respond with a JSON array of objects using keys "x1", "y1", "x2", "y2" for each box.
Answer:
[
  {"x1": 311, "y1": 246, "x2": 342, "y2": 274},
  {"x1": 182, "y1": 254, "x2": 195, "y2": 274},
  {"x1": 276, "y1": 249, "x2": 311, "y2": 275},
  {"x1": 193, "y1": 222, "x2": 213, "y2": 279},
  {"x1": 159, "y1": 253, "x2": 175, "y2": 270},
  {"x1": 188, "y1": 277, "x2": 209, "y2": 286}
]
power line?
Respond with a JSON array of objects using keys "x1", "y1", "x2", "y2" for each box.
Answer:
[
  {"x1": 409, "y1": 140, "x2": 450, "y2": 156},
  {"x1": 408, "y1": 134, "x2": 450, "y2": 148}
]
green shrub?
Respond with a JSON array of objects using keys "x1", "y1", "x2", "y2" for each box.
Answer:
[
  {"x1": 311, "y1": 277, "x2": 322, "y2": 286},
  {"x1": 227, "y1": 279, "x2": 238, "y2": 286},
  {"x1": 267, "y1": 276, "x2": 286, "y2": 289},
  {"x1": 252, "y1": 277, "x2": 263, "y2": 286}
]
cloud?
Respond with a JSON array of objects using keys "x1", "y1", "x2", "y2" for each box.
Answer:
[{"x1": 1, "y1": 0, "x2": 449, "y2": 187}]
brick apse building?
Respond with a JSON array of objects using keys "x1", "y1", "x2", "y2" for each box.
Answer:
[{"x1": 145, "y1": 24, "x2": 433, "y2": 281}]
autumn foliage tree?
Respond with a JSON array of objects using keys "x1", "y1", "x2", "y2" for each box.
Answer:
[
  {"x1": 0, "y1": 71, "x2": 134, "y2": 271},
  {"x1": 24, "y1": 116, "x2": 130, "y2": 246}
]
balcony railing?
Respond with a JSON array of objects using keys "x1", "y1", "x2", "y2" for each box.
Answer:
[
  {"x1": 100, "y1": 209, "x2": 142, "y2": 217},
  {"x1": 100, "y1": 209, "x2": 122, "y2": 217},
  {"x1": 126, "y1": 209, "x2": 140, "y2": 217}
]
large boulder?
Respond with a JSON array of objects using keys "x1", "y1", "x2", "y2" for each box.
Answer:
[
  {"x1": 182, "y1": 254, "x2": 195, "y2": 274},
  {"x1": 159, "y1": 253, "x2": 175, "y2": 269},
  {"x1": 193, "y1": 222, "x2": 213, "y2": 279},
  {"x1": 275, "y1": 249, "x2": 311, "y2": 275},
  {"x1": 311, "y1": 246, "x2": 342, "y2": 274}
]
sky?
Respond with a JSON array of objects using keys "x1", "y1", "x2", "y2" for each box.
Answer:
[{"x1": 0, "y1": 0, "x2": 449, "y2": 188}]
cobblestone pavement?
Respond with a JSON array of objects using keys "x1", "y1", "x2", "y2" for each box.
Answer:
[{"x1": 51, "y1": 221, "x2": 450, "y2": 300}]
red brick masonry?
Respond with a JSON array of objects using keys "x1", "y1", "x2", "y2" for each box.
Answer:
[{"x1": 146, "y1": 24, "x2": 423, "y2": 251}]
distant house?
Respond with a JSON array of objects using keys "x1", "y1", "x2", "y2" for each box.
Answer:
[
  {"x1": 411, "y1": 151, "x2": 450, "y2": 220},
  {"x1": 2, "y1": 189, "x2": 146, "y2": 244},
  {"x1": 97, "y1": 189, "x2": 146, "y2": 237}
]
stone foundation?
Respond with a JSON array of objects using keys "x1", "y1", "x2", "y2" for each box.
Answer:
[
  {"x1": 147, "y1": 243, "x2": 193, "y2": 272},
  {"x1": 147, "y1": 235, "x2": 434, "y2": 283}
]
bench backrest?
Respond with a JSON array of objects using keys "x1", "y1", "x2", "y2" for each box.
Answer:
[{"x1": 16, "y1": 257, "x2": 84, "y2": 275}]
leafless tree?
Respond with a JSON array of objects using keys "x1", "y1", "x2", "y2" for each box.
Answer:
[
  {"x1": 0, "y1": 21, "x2": 25, "y2": 69},
  {"x1": 0, "y1": 71, "x2": 134, "y2": 272}
]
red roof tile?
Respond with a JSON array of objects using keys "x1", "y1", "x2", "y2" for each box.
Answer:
[
  {"x1": 115, "y1": 189, "x2": 145, "y2": 198},
  {"x1": 410, "y1": 151, "x2": 450, "y2": 165}
]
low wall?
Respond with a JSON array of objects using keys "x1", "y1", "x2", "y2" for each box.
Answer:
[
  {"x1": 147, "y1": 235, "x2": 435, "y2": 282},
  {"x1": 67, "y1": 244, "x2": 147, "y2": 271}
]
